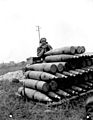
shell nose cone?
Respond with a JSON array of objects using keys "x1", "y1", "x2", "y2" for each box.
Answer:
[{"x1": 55, "y1": 95, "x2": 61, "y2": 100}]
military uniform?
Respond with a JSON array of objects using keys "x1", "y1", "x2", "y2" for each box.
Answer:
[{"x1": 37, "y1": 38, "x2": 52, "y2": 59}]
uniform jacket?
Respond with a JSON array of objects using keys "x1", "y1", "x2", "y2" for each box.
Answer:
[{"x1": 37, "y1": 43, "x2": 52, "y2": 58}]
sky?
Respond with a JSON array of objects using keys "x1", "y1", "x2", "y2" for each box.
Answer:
[{"x1": 0, "y1": 0, "x2": 93, "y2": 63}]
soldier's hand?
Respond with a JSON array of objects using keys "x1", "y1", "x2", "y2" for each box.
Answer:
[{"x1": 42, "y1": 45, "x2": 47, "y2": 49}]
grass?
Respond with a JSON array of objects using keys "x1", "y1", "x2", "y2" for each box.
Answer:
[
  {"x1": 0, "y1": 63, "x2": 89, "y2": 120},
  {"x1": 0, "y1": 63, "x2": 26, "y2": 76},
  {"x1": 0, "y1": 79, "x2": 87, "y2": 120}
]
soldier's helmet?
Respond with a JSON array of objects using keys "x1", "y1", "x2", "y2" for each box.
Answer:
[{"x1": 40, "y1": 38, "x2": 47, "y2": 43}]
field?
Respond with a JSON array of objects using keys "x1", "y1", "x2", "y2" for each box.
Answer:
[
  {"x1": 0, "y1": 63, "x2": 89, "y2": 120},
  {"x1": 0, "y1": 80, "x2": 87, "y2": 120},
  {"x1": 0, "y1": 62, "x2": 26, "y2": 76}
]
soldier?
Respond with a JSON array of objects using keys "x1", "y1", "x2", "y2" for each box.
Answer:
[{"x1": 37, "y1": 38, "x2": 52, "y2": 60}]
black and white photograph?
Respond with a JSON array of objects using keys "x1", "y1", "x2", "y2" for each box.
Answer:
[{"x1": 0, "y1": 0, "x2": 93, "y2": 120}]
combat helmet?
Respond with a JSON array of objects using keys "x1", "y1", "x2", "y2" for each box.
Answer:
[{"x1": 40, "y1": 38, "x2": 47, "y2": 43}]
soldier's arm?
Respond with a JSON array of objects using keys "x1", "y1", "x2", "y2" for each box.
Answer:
[
  {"x1": 37, "y1": 47, "x2": 45, "y2": 57},
  {"x1": 47, "y1": 44, "x2": 53, "y2": 50}
]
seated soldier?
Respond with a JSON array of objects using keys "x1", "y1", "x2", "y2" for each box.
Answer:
[{"x1": 37, "y1": 38, "x2": 52, "y2": 60}]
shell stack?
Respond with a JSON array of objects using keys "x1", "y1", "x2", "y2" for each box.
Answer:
[{"x1": 18, "y1": 46, "x2": 93, "y2": 103}]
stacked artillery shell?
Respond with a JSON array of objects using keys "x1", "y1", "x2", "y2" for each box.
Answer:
[
  {"x1": 24, "y1": 70, "x2": 58, "y2": 91},
  {"x1": 44, "y1": 46, "x2": 86, "y2": 56},
  {"x1": 20, "y1": 79, "x2": 50, "y2": 92},
  {"x1": 56, "y1": 89, "x2": 71, "y2": 98},
  {"x1": 71, "y1": 86, "x2": 86, "y2": 93},
  {"x1": 18, "y1": 87, "x2": 52, "y2": 102},
  {"x1": 24, "y1": 71, "x2": 57, "y2": 81},
  {"x1": 45, "y1": 54, "x2": 79, "y2": 62},
  {"x1": 17, "y1": 45, "x2": 93, "y2": 103},
  {"x1": 25, "y1": 63, "x2": 57, "y2": 73},
  {"x1": 44, "y1": 46, "x2": 76, "y2": 56},
  {"x1": 74, "y1": 46, "x2": 86, "y2": 54}
]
